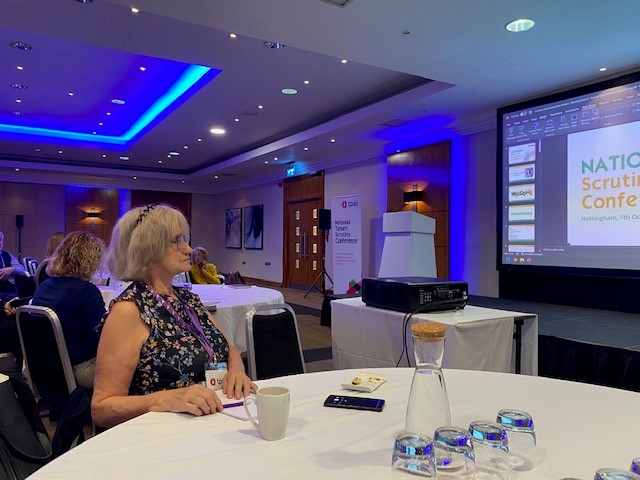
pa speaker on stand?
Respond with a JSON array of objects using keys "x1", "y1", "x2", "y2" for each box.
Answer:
[{"x1": 304, "y1": 209, "x2": 334, "y2": 298}]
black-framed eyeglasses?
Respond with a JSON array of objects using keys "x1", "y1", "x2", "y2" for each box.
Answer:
[{"x1": 170, "y1": 235, "x2": 191, "y2": 249}]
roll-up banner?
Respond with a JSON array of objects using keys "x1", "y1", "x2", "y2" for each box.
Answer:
[{"x1": 331, "y1": 194, "x2": 362, "y2": 294}]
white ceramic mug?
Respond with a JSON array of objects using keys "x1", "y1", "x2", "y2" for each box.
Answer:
[{"x1": 243, "y1": 386, "x2": 290, "y2": 441}]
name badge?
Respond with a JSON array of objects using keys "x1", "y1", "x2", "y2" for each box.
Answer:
[{"x1": 205, "y1": 362, "x2": 227, "y2": 391}]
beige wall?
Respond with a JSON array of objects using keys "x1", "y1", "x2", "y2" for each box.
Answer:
[{"x1": 0, "y1": 182, "x2": 65, "y2": 262}]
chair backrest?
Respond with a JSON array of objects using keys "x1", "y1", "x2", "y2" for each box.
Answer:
[
  {"x1": 27, "y1": 259, "x2": 39, "y2": 277},
  {"x1": 16, "y1": 305, "x2": 77, "y2": 398},
  {"x1": 22, "y1": 256, "x2": 32, "y2": 271},
  {"x1": 245, "y1": 303, "x2": 306, "y2": 380},
  {"x1": 14, "y1": 273, "x2": 36, "y2": 297},
  {"x1": 172, "y1": 272, "x2": 190, "y2": 284}
]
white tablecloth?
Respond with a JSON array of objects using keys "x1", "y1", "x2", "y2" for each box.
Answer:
[
  {"x1": 98, "y1": 284, "x2": 284, "y2": 353},
  {"x1": 331, "y1": 298, "x2": 538, "y2": 375},
  {"x1": 191, "y1": 284, "x2": 284, "y2": 352},
  {"x1": 30, "y1": 368, "x2": 639, "y2": 479}
]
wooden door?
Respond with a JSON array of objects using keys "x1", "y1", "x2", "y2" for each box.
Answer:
[{"x1": 286, "y1": 199, "x2": 323, "y2": 287}]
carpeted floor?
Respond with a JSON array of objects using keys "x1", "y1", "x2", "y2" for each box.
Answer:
[{"x1": 288, "y1": 303, "x2": 333, "y2": 371}]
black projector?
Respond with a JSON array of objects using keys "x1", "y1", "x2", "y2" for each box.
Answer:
[{"x1": 362, "y1": 277, "x2": 468, "y2": 313}]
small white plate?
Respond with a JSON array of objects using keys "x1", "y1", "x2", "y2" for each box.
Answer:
[{"x1": 341, "y1": 372, "x2": 387, "y2": 392}]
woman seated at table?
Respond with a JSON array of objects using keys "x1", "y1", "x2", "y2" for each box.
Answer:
[
  {"x1": 190, "y1": 247, "x2": 222, "y2": 284},
  {"x1": 35, "y1": 231, "x2": 66, "y2": 286},
  {"x1": 32, "y1": 232, "x2": 106, "y2": 389},
  {"x1": 92, "y1": 204, "x2": 256, "y2": 428}
]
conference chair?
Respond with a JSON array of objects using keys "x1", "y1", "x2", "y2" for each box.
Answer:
[
  {"x1": 14, "y1": 273, "x2": 36, "y2": 298},
  {"x1": 16, "y1": 305, "x2": 92, "y2": 456},
  {"x1": 21, "y1": 256, "x2": 32, "y2": 271},
  {"x1": 245, "y1": 303, "x2": 306, "y2": 380},
  {"x1": 26, "y1": 259, "x2": 38, "y2": 277},
  {"x1": 172, "y1": 272, "x2": 191, "y2": 284}
]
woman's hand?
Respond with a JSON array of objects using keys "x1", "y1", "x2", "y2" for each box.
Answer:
[
  {"x1": 149, "y1": 384, "x2": 224, "y2": 416},
  {"x1": 3, "y1": 297, "x2": 18, "y2": 316},
  {"x1": 222, "y1": 371, "x2": 258, "y2": 400}
]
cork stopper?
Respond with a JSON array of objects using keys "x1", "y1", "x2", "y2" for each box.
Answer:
[{"x1": 411, "y1": 321, "x2": 446, "y2": 342}]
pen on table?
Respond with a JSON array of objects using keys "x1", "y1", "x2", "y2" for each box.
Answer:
[{"x1": 223, "y1": 401, "x2": 244, "y2": 408}]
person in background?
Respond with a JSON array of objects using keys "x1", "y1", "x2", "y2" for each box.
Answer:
[
  {"x1": 190, "y1": 247, "x2": 222, "y2": 284},
  {"x1": 92, "y1": 204, "x2": 256, "y2": 428},
  {"x1": 35, "y1": 231, "x2": 66, "y2": 286},
  {"x1": 0, "y1": 231, "x2": 26, "y2": 296},
  {"x1": 32, "y1": 232, "x2": 106, "y2": 389}
]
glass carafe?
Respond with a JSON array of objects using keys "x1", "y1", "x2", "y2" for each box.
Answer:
[{"x1": 405, "y1": 321, "x2": 451, "y2": 438}]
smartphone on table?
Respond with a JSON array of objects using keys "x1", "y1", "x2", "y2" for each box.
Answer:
[{"x1": 323, "y1": 394, "x2": 385, "y2": 412}]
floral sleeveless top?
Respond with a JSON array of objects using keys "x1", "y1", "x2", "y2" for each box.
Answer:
[{"x1": 101, "y1": 282, "x2": 229, "y2": 395}]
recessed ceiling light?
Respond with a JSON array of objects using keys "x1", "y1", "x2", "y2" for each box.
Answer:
[
  {"x1": 209, "y1": 128, "x2": 226, "y2": 135},
  {"x1": 16, "y1": 66, "x2": 24, "y2": 71},
  {"x1": 181, "y1": 180, "x2": 186, "y2": 184},
  {"x1": 58, "y1": 150, "x2": 63, "y2": 154},
  {"x1": 10, "y1": 41, "x2": 32, "y2": 51},
  {"x1": 92, "y1": 131, "x2": 97, "y2": 135},
  {"x1": 508, "y1": 61, "x2": 517, "y2": 66},
  {"x1": 133, "y1": 176, "x2": 137, "y2": 179},
  {"x1": 341, "y1": 59, "x2": 347, "y2": 64},
  {"x1": 263, "y1": 41, "x2": 285, "y2": 49},
  {"x1": 68, "y1": 92, "x2": 74, "y2": 96},
  {"x1": 102, "y1": 154, "x2": 106, "y2": 158},
  {"x1": 264, "y1": 161, "x2": 269, "y2": 164},
  {"x1": 197, "y1": 138, "x2": 202, "y2": 142},
  {"x1": 158, "y1": 160, "x2": 163, "y2": 164},
  {"x1": 214, "y1": 175, "x2": 219, "y2": 179},
  {"x1": 505, "y1": 18, "x2": 535, "y2": 33},
  {"x1": 167, "y1": 154, "x2": 171, "y2": 158},
  {"x1": 303, "y1": 147, "x2": 309, "y2": 151},
  {"x1": 34, "y1": 148, "x2": 40, "y2": 152},
  {"x1": 396, "y1": 149, "x2": 401, "y2": 153},
  {"x1": 119, "y1": 156, "x2": 129, "y2": 160},
  {"x1": 274, "y1": 157, "x2": 278, "y2": 160},
  {"x1": 106, "y1": 112, "x2": 111, "y2": 116},
  {"x1": 139, "y1": 66, "x2": 146, "y2": 71},
  {"x1": 229, "y1": 33, "x2": 237, "y2": 39},
  {"x1": 131, "y1": 7, "x2": 139, "y2": 13},
  {"x1": 111, "y1": 98, "x2": 125, "y2": 105},
  {"x1": 15, "y1": 99, "x2": 22, "y2": 103},
  {"x1": 14, "y1": 168, "x2": 19, "y2": 172},
  {"x1": 183, "y1": 145, "x2": 188, "y2": 149},
  {"x1": 599, "y1": 67, "x2": 607, "y2": 72},
  {"x1": 76, "y1": 0, "x2": 93, "y2": 3},
  {"x1": 13, "y1": 111, "x2": 23, "y2": 116},
  {"x1": 281, "y1": 88, "x2": 298, "y2": 95},
  {"x1": 98, "y1": 122, "x2": 103, "y2": 126},
  {"x1": 258, "y1": 105, "x2": 264, "y2": 109},
  {"x1": 11, "y1": 83, "x2": 27, "y2": 90},
  {"x1": 169, "y1": 151, "x2": 179, "y2": 156},
  {"x1": 303, "y1": 80, "x2": 310, "y2": 85},
  {"x1": 234, "y1": 118, "x2": 239, "y2": 122},
  {"x1": 330, "y1": 139, "x2": 336, "y2": 143},
  {"x1": 402, "y1": 30, "x2": 411, "y2": 35}
]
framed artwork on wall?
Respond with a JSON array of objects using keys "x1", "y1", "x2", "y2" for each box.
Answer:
[
  {"x1": 225, "y1": 207, "x2": 242, "y2": 248},
  {"x1": 243, "y1": 204, "x2": 263, "y2": 250}
]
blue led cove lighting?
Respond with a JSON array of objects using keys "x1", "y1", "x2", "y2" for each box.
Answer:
[{"x1": 0, "y1": 65, "x2": 215, "y2": 148}]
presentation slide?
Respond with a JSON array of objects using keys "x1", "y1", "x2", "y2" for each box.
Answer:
[{"x1": 498, "y1": 72, "x2": 640, "y2": 272}]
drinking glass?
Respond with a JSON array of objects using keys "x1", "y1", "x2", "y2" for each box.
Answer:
[
  {"x1": 496, "y1": 409, "x2": 536, "y2": 471},
  {"x1": 469, "y1": 421, "x2": 509, "y2": 480},
  {"x1": 392, "y1": 432, "x2": 436, "y2": 477},
  {"x1": 433, "y1": 426, "x2": 475, "y2": 478},
  {"x1": 594, "y1": 468, "x2": 640, "y2": 479}
]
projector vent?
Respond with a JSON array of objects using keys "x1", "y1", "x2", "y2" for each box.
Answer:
[
  {"x1": 319, "y1": 0, "x2": 355, "y2": 7},
  {"x1": 242, "y1": 111, "x2": 259, "y2": 116},
  {"x1": 381, "y1": 118, "x2": 408, "y2": 127}
]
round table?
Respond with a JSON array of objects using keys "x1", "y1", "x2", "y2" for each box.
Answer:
[
  {"x1": 191, "y1": 284, "x2": 284, "y2": 352},
  {"x1": 30, "y1": 369, "x2": 640, "y2": 479}
]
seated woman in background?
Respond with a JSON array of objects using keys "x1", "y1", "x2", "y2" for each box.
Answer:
[
  {"x1": 189, "y1": 247, "x2": 222, "y2": 284},
  {"x1": 35, "y1": 231, "x2": 66, "y2": 286},
  {"x1": 32, "y1": 232, "x2": 106, "y2": 389},
  {"x1": 92, "y1": 204, "x2": 256, "y2": 428}
]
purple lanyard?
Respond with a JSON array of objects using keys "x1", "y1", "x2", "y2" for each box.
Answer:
[{"x1": 147, "y1": 285, "x2": 216, "y2": 364}]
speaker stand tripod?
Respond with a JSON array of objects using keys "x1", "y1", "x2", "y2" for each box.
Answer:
[{"x1": 304, "y1": 244, "x2": 333, "y2": 298}]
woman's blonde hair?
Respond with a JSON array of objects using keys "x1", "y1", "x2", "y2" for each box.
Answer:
[
  {"x1": 106, "y1": 204, "x2": 190, "y2": 281},
  {"x1": 45, "y1": 231, "x2": 66, "y2": 258},
  {"x1": 46, "y1": 232, "x2": 105, "y2": 281},
  {"x1": 191, "y1": 246, "x2": 209, "y2": 264}
]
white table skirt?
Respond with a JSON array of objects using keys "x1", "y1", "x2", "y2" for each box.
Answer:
[
  {"x1": 31, "y1": 368, "x2": 639, "y2": 479},
  {"x1": 331, "y1": 298, "x2": 538, "y2": 375},
  {"x1": 191, "y1": 284, "x2": 284, "y2": 352}
]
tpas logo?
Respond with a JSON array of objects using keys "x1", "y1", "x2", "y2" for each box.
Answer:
[{"x1": 341, "y1": 200, "x2": 359, "y2": 208}]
